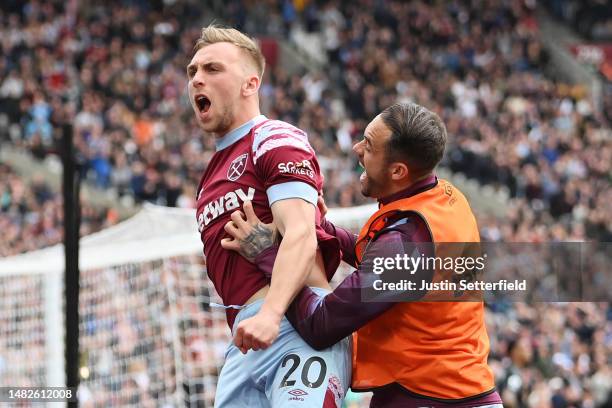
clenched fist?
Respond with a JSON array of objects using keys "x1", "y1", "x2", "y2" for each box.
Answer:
[{"x1": 233, "y1": 309, "x2": 282, "y2": 354}]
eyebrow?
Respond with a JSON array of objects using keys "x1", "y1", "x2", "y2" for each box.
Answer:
[{"x1": 186, "y1": 61, "x2": 223, "y2": 74}]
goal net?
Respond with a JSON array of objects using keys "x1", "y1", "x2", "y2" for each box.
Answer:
[{"x1": 0, "y1": 203, "x2": 376, "y2": 407}]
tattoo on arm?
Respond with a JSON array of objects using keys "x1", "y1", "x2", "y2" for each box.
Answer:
[{"x1": 239, "y1": 223, "x2": 275, "y2": 262}]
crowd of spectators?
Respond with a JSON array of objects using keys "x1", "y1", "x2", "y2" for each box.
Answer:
[
  {"x1": 0, "y1": 0, "x2": 610, "y2": 407},
  {"x1": 1, "y1": 0, "x2": 610, "y2": 247},
  {"x1": 545, "y1": 0, "x2": 612, "y2": 41},
  {"x1": 224, "y1": 0, "x2": 611, "y2": 244},
  {"x1": 0, "y1": 162, "x2": 115, "y2": 257},
  {"x1": 488, "y1": 302, "x2": 611, "y2": 407}
]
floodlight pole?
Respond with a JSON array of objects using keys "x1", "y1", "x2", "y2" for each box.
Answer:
[{"x1": 62, "y1": 123, "x2": 80, "y2": 407}]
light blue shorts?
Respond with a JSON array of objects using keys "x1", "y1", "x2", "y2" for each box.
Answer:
[{"x1": 214, "y1": 288, "x2": 352, "y2": 408}]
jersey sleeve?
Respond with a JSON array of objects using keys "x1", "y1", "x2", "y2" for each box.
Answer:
[{"x1": 252, "y1": 121, "x2": 322, "y2": 206}]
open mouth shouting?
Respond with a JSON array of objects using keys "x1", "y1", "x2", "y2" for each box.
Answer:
[
  {"x1": 195, "y1": 94, "x2": 211, "y2": 118},
  {"x1": 358, "y1": 160, "x2": 367, "y2": 181}
]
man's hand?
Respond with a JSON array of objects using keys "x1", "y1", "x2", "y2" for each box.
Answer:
[
  {"x1": 221, "y1": 201, "x2": 277, "y2": 263},
  {"x1": 233, "y1": 309, "x2": 282, "y2": 354},
  {"x1": 229, "y1": 198, "x2": 317, "y2": 353}
]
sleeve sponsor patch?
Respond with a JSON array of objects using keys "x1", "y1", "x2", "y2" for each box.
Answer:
[{"x1": 278, "y1": 159, "x2": 315, "y2": 179}]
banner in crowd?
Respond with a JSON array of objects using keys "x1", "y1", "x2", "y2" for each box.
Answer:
[{"x1": 569, "y1": 43, "x2": 612, "y2": 80}]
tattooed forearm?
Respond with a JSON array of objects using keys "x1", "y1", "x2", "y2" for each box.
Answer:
[{"x1": 239, "y1": 223, "x2": 275, "y2": 262}]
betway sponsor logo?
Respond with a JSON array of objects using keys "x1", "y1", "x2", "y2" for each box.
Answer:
[
  {"x1": 278, "y1": 160, "x2": 314, "y2": 178},
  {"x1": 197, "y1": 187, "x2": 255, "y2": 232}
]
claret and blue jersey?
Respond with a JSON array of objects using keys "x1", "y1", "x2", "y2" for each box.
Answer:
[{"x1": 195, "y1": 115, "x2": 331, "y2": 327}]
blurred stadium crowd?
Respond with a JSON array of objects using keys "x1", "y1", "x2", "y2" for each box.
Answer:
[
  {"x1": 546, "y1": 0, "x2": 612, "y2": 42},
  {"x1": 0, "y1": 0, "x2": 610, "y2": 407}
]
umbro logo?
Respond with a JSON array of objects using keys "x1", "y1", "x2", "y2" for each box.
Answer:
[
  {"x1": 288, "y1": 389, "x2": 308, "y2": 397},
  {"x1": 227, "y1": 153, "x2": 248, "y2": 181},
  {"x1": 288, "y1": 388, "x2": 308, "y2": 401}
]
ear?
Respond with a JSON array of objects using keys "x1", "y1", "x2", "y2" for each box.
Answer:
[
  {"x1": 243, "y1": 74, "x2": 260, "y2": 97},
  {"x1": 389, "y1": 162, "x2": 410, "y2": 182}
]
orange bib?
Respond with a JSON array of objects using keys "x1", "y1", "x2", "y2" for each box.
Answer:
[{"x1": 352, "y1": 179, "x2": 495, "y2": 400}]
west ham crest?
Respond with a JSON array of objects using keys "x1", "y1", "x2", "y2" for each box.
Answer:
[{"x1": 227, "y1": 153, "x2": 248, "y2": 181}]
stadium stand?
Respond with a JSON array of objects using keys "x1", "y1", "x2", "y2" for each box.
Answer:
[
  {"x1": 221, "y1": 0, "x2": 611, "y2": 242},
  {"x1": 545, "y1": 0, "x2": 612, "y2": 41},
  {"x1": 0, "y1": 162, "x2": 116, "y2": 257},
  {"x1": 0, "y1": 0, "x2": 610, "y2": 407}
]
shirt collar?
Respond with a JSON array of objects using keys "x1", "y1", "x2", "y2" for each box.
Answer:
[
  {"x1": 215, "y1": 115, "x2": 267, "y2": 151},
  {"x1": 378, "y1": 174, "x2": 438, "y2": 206}
]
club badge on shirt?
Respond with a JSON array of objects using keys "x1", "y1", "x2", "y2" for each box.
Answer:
[{"x1": 227, "y1": 153, "x2": 248, "y2": 181}]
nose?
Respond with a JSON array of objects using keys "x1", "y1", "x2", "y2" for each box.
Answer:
[
  {"x1": 353, "y1": 139, "x2": 364, "y2": 156},
  {"x1": 192, "y1": 69, "x2": 205, "y2": 88}
]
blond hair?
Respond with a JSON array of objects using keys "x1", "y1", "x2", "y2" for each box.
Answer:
[{"x1": 194, "y1": 25, "x2": 265, "y2": 79}]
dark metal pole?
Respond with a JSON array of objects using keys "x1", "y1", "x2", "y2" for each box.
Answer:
[{"x1": 62, "y1": 122, "x2": 80, "y2": 406}]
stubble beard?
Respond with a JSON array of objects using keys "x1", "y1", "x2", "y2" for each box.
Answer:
[
  {"x1": 200, "y1": 102, "x2": 235, "y2": 136},
  {"x1": 360, "y1": 180, "x2": 371, "y2": 197},
  {"x1": 360, "y1": 175, "x2": 376, "y2": 198},
  {"x1": 361, "y1": 170, "x2": 390, "y2": 199}
]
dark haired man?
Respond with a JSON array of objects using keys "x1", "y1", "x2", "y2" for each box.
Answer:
[{"x1": 223, "y1": 102, "x2": 502, "y2": 407}]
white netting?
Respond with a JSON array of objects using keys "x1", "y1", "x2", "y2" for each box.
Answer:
[
  {"x1": 0, "y1": 274, "x2": 47, "y2": 387},
  {"x1": 78, "y1": 256, "x2": 230, "y2": 407},
  {"x1": 0, "y1": 203, "x2": 375, "y2": 407}
]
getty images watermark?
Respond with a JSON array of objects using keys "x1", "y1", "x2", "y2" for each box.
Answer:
[
  {"x1": 360, "y1": 242, "x2": 610, "y2": 303},
  {"x1": 371, "y1": 252, "x2": 526, "y2": 292}
]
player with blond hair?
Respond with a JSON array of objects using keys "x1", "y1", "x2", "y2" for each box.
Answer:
[{"x1": 189, "y1": 25, "x2": 350, "y2": 407}]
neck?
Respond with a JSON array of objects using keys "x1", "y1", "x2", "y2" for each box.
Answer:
[
  {"x1": 383, "y1": 182, "x2": 414, "y2": 198},
  {"x1": 215, "y1": 101, "x2": 260, "y2": 138},
  {"x1": 390, "y1": 173, "x2": 431, "y2": 195}
]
